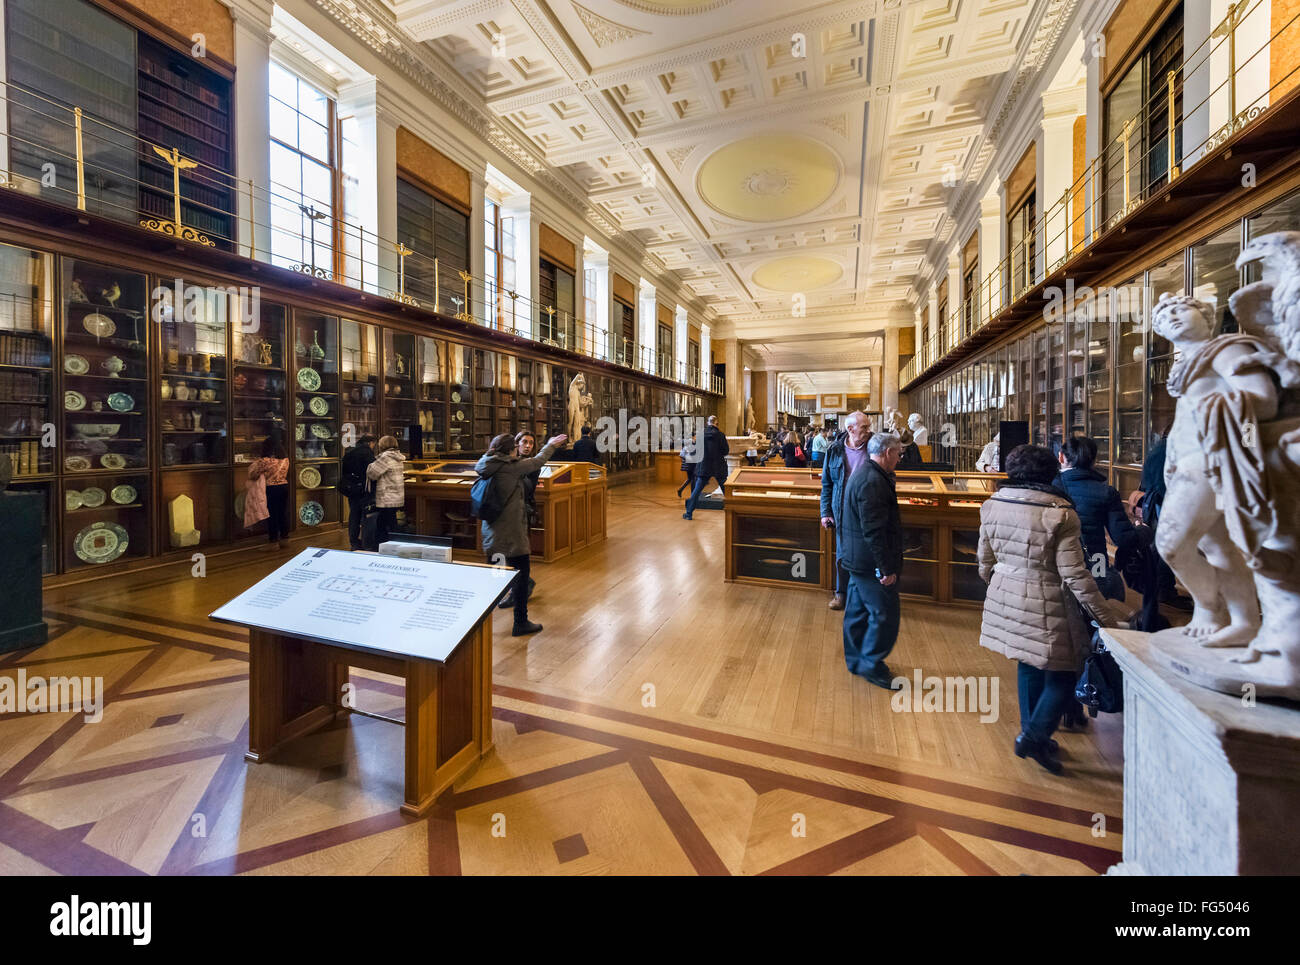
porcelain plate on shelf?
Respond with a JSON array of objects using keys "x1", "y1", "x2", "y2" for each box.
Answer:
[
  {"x1": 81, "y1": 487, "x2": 107, "y2": 508},
  {"x1": 107, "y1": 392, "x2": 134, "y2": 412},
  {"x1": 82, "y1": 313, "x2": 116, "y2": 338},
  {"x1": 298, "y1": 466, "x2": 321, "y2": 489},
  {"x1": 309, "y1": 396, "x2": 328, "y2": 416},
  {"x1": 110, "y1": 484, "x2": 137, "y2": 505},
  {"x1": 295, "y1": 398, "x2": 304, "y2": 416},
  {"x1": 64, "y1": 455, "x2": 92, "y2": 472},
  {"x1": 100, "y1": 453, "x2": 127, "y2": 470},
  {"x1": 66, "y1": 490, "x2": 84, "y2": 511},
  {"x1": 296, "y1": 368, "x2": 322, "y2": 391},
  {"x1": 73, "y1": 521, "x2": 129, "y2": 564},
  {"x1": 64, "y1": 355, "x2": 89, "y2": 376},
  {"x1": 310, "y1": 423, "x2": 331, "y2": 440},
  {"x1": 299, "y1": 500, "x2": 324, "y2": 526},
  {"x1": 64, "y1": 390, "x2": 87, "y2": 411}
]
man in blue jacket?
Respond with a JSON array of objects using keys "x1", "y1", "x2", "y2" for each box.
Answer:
[
  {"x1": 819, "y1": 411, "x2": 870, "y2": 610},
  {"x1": 839, "y1": 433, "x2": 905, "y2": 689},
  {"x1": 1056, "y1": 435, "x2": 1137, "y2": 600},
  {"x1": 683, "y1": 415, "x2": 729, "y2": 519}
]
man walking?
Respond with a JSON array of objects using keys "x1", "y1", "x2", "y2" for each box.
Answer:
[
  {"x1": 839, "y1": 433, "x2": 904, "y2": 689},
  {"x1": 340, "y1": 434, "x2": 376, "y2": 550},
  {"x1": 819, "y1": 411, "x2": 870, "y2": 610},
  {"x1": 683, "y1": 415, "x2": 729, "y2": 519}
]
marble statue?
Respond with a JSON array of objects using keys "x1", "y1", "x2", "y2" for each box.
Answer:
[
  {"x1": 1147, "y1": 243, "x2": 1300, "y2": 698},
  {"x1": 567, "y1": 373, "x2": 594, "y2": 441},
  {"x1": 881, "y1": 406, "x2": 903, "y2": 436},
  {"x1": 744, "y1": 397, "x2": 755, "y2": 435},
  {"x1": 975, "y1": 433, "x2": 1000, "y2": 473},
  {"x1": 907, "y1": 412, "x2": 928, "y2": 446}
]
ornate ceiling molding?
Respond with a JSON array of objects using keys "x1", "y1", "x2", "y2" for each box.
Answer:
[
  {"x1": 612, "y1": 0, "x2": 734, "y2": 15},
  {"x1": 571, "y1": 2, "x2": 650, "y2": 47}
]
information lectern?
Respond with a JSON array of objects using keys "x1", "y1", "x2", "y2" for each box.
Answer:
[{"x1": 211, "y1": 548, "x2": 513, "y2": 815}]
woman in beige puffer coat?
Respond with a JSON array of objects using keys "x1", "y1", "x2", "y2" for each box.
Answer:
[
  {"x1": 365, "y1": 435, "x2": 406, "y2": 545},
  {"x1": 977, "y1": 444, "x2": 1126, "y2": 774}
]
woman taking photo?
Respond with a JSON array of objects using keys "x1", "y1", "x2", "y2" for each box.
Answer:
[
  {"x1": 976, "y1": 444, "x2": 1126, "y2": 774},
  {"x1": 365, "y1": 435, "x2": 407, "y2": 546},
  {"x1": 247, "y1": 436, "x2": 291, "y2": 551},
  {"x1": 476, "y1": 430, "x2": 567, "y2": 636},
  {"x1": 497, "y1": 430, "x2": 541, "y2": 611}
]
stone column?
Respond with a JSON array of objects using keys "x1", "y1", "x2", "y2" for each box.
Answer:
[
  {"x1": 374, "y1": 101, "x2": 399, "y2": 298},
  {"x1": 946, "y1": 253, "x2": 962, "y2": 351},
  {"x1": 469, "y1": 172, "x2": 486, "y2": 322},
  {"x1": 1040, "y1": 83, "x2": 1086, "y2": 273},
  {"x1": 882, "y1": 326, "x2": 900, "y2": 414},
  {"x1": 979, "y1": 188, "x2": 1004, "y2": 319},
  {"x1": 230, "y1": 0, "x2": 274, "y2": 262},
  {"x1": 720, "y1": 338, "x2": 743, "y2": 434},
  {"x1": 926, "y1": 288, "x2": 939, "y2": 365}
]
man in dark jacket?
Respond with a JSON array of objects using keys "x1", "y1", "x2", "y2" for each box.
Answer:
[
  {"x1": 819, "y1": 411, "x2": 870, "y2": 610},
  {"x1": 839, "y1": 432, "x2": 905, "y2": 689},
  {"x1": 340, "y1": 435, "x2": 376, "y2": 550},
  {"x1": 683, "y1": 415, "x2": 729, "y2": 519},
  {"x1": 572, "y1": 425, "x2": 601, "y2": 465},
  {"x1": 1056, "y1": 435, "x2": 1137, "y2": 601}
]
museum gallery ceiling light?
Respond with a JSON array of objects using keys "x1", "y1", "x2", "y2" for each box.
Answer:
[{"x1": 696, "y1": 134, "x2": 841, "y2": 223}]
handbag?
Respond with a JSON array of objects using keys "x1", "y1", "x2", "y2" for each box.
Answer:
[{"x1": 1075, "y1": 624, "x2": 1124, "y2": 716}]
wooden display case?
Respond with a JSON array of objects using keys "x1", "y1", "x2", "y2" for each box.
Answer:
[
  {"x1": 402, "y1": 459, "x2": 607, "y2": 562},
  {"x1": 723, "y1": 467, "x2": 1004, "y2": 605}
]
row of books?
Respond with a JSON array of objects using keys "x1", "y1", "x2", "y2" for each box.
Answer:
[
  {"x1": 2, "y1": 441, "x2": 49, "y2": 477},
  {"x1": 0, "y1": 333, "x2": 52, "y2": 368}
]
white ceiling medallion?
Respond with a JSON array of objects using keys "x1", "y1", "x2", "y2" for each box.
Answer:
[
  {"x1": 572, "y1": 2, "x2": 650, "y2": 47},
  {"x1": 743, "y1": 169, "x2": 796, "y2": 197}
]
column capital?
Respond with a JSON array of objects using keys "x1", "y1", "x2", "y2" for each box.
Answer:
[
  {"x1": 979, "y1": 191, "x2": 1002, "y2": 220},
  {"x1": 1041, "y1": 81, "x2": 1087, "y2": 123}
]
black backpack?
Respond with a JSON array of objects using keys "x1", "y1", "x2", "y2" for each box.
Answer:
[{"x1": 471, "y1": 468, "x2": 507, "y2": 523}]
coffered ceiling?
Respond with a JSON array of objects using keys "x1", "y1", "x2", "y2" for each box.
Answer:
[{"x1": 334, "y1": 0, "x2": 1077, "y2": 353}]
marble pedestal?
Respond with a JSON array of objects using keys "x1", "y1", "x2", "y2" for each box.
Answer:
[{"x1": 1102, "y1": 629, "x2": 1300, "y2": 875}]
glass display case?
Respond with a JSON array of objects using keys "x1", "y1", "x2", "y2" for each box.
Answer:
[
  {"x1": 1087, "y1": 288, "x2": 1113, "y2": 465},
  {"x1": 723, "y1": 467, "x2": 829, "y2": 589},
  {"x1": 383, "y1": 329, "x2": 417, "y2": 451},
  {"x1": 340, "y1": 318, "x2": 378, "y2": 444},
  {"x1": 63, "y1": 472, "x2": 150, "y2": 571},
  {"x1": 232, "y1": 301, "x2": 287, "y2": 537},
  {"x1": 61, "y1": 260, "x2": 149, "y2": 477},
  {"x1": 0, "y1": 242, "x2": 54, "y2": 482},
  {"x1": 158, "y1": 279, "x2": 228, "y2": 468},
  {"x1": 1113, "y1": 277, "x2": 1145, "y2": 473},
  {"x1": 472, "y1": 348, "x2": 496, "y2": 451},
  {"x1": 1066, "y1": 298, "x2": 1088, "y2": 440},
  {"x1": 295, "y1": 312, "x2": 340, "y2": 528},
  {"x1": 416, "y1": 335, "x2": 448, "y2": 457},
  {"x1": 450, "y1": 344, "x2": 473, "y2": 455},
  {"x1": 160, "y1": 468, "x2": 229, "y2": 550}
]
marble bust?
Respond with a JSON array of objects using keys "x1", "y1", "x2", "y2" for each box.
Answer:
[
  {"x1": 907, "y1": 412, "x2": 928, "y2": 446},
  {"x1": 1147, "y1": 246, "x2": 1300, "y2": 699}
]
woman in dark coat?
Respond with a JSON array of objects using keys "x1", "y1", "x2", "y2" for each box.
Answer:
[
  {"x1": 497, "y1": 430, "x2": 541, "y2": 611},
  {"x1": 475, "y1": 431, "x2": 566, "y2": 635}
]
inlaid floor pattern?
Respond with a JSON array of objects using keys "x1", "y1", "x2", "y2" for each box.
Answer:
[{"x1": 0, "y1": 482, "x2": 1123, "y2": 875}]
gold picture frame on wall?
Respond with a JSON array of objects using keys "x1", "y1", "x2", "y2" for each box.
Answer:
[{"x1": 819, "y1": 393, "x2": 844, "y2": 411}]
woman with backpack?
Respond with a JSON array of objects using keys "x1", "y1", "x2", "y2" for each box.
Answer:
[
  {"x1": 475, "y1": 431, "x2": 567, "y2": 636},
  {"x1": 340, "y1": 434, "x2": 376, "y2": 550},
  {"x1": 364, "y1": 435, "x2": 407, "y2": 547},
  {"x1": 497, "y1": 430, "x2": 541, "y2": 611}
]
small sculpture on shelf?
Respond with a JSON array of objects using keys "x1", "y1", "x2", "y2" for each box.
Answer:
[
  {"x1": 907, "y1": 412, "x2": 929, "y2": 446},
  {"x1": 258, "y1": 340, "x2": 274, "y2": 367},
  {"x1": 70, "y1": 279, "x2": 88, "y2": 304},
  {"x1": 1146, "y1": 234, "x2": 1300, "y2": 698},
  {"x1": 101, "y1": 283, "x2": 121, "y2": 308},
  {"x1": 168, "y1": 494, "x2": 201, "y2": 548}
]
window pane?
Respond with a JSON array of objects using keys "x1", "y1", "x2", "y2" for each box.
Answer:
[
  {"x1": 269, "y1": 99, "x2": 299, "y2": 151},
  {"x1": 298, "y1": 78, "x2": 330, "y2": 126},
  {"x1": 300, "y1": 156, "x2": 332, "y2": 210},
  {"x1": 299, "y1": 118, "x2": 330, "y2": 165},
  {"x1": 269, "y1": 62, "x2": 298, "y2": 107}
]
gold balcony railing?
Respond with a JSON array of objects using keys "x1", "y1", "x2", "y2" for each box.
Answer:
[
  {"x1": 902, "y1": 0, "x2": 1298, "y2": 388},
  {"x1": 0, "y1": 78, "x2": 723, "y2": 397}
]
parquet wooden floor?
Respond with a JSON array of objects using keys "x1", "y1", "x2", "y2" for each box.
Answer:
[{"x1": 0, "y1": 481, "x2": 1124, "y2": 875}]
